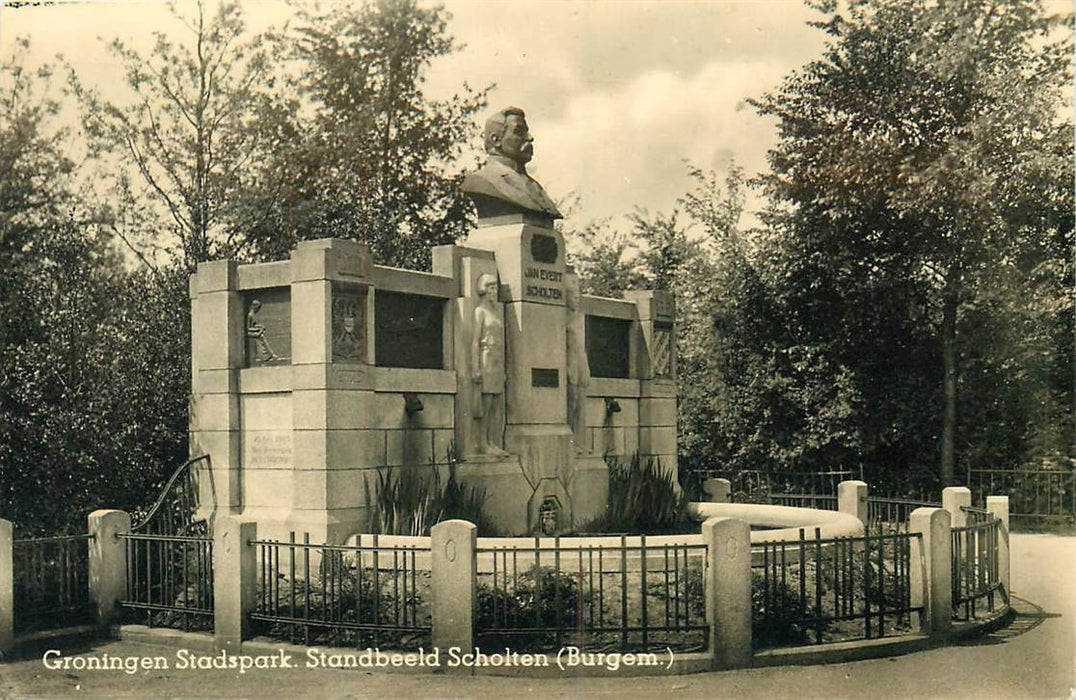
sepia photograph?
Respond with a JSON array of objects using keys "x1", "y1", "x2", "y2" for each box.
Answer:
[{"x1": 0, "y1": 0, "x2": 1073, "y2": 697}]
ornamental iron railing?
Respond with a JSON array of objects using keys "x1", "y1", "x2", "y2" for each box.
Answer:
[
  {"x1": 12, "y1": 533, "x2": 94, "y2": 634},
  {"x1": 475, "y1": 535, "x2": 708, "y2": 654},
  {"x1": 118, "y1": 532, "x2": 214, "y2": 631},
  {"x1": 250, "y1": 533, "x2": 432, "y2": 650},
  {"x1": 751, "y1": 526, "x2": 923, "y2": 649}
]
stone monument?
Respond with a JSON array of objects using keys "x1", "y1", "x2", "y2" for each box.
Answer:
[{"x1": 188, "y1": 107, "x2": 678, "y2": 542}]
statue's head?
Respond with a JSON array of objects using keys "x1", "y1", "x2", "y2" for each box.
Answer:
[
  {"x1": 477, "y1": 273, "x2": 498, "y2": 298},
  {"x1": 484, "y1": 107, "x2": 534, "y2": 167}
]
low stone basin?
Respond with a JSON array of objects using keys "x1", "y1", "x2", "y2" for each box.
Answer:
[{"x1": 688, "y1": 502, "x2": 864, "y2": 543}]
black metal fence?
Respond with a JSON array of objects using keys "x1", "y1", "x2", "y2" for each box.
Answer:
[
  {"x1": 751, "y1": 526, "x2": 923, "y2": 649},
  {"x1": 951, "y1": 517, "x2": 1004, "y2": 622},
  {"x1": 967, "y1": 468, "x2": 1074, "y2": 526},
  {"x1": 766, "y1": 493, "x2": 838, "y2": 510},
  {"x1": 131, "y1": 455, "x2": 210, "y2": 536},
  {"x1": 868, "y1": 497, "x2": 941, "y2": 531},
  {"x1": 960, "y1": 505, "x2": 994, "y2": 526},
  {"x1": 684, "y1": 469, "x2": 860, "y2": 502},
  {"x1": 11, "y1": 534, "x2": 94, "y2": 634},
  {"x1": 250, "y1": 533, "x2": 432, "y2": 650},
  {"x1": 474, "y1": 536, "x2": 708, "y2": 654},
  {"x1": 119, "y1": 532, "x2": 214, "y2": 631}
]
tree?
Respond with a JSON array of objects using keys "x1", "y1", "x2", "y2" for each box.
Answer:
[
  {"x1": 563, "y1": 218, "x2": 646, "y2": 297},
  {"x1": 561, "y1": 166, "x2": 758, "y2": 481},
  {"x1": 631, "y1": 208, "x2": 701, "y2": 293},
  {"x1": 71, "y1": 0, "x2": 289, "y2": 271},
  {"x1": 1, "y1": 41, "x2": 191, "y2": 534},
  {"x1": 0, "y1": 37, "x2": 73, "y2": 264},
  {"x1": 242, "y1": 0, "x2": 488, "y2": 269},
  {"x1": 752, "y1": 0, "x2": 1074, "y2": 484}
]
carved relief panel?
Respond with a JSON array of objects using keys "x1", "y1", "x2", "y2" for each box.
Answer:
[
  {"x1": 244, "y1": 288, "x2": 291, "y2": 367},
  {"x1": 332, "y1": 284, "x2": 367, "y2": 362},
  {"x1": 652, "y1": 323, "x2": 673, "y2": 379}
]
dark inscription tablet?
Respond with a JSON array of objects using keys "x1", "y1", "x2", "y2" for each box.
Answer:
[
  {"x1": 375, "y1": 291, "x2": 445, "y2": 369},
  {"x1": 531, "y1": 368, "x2": 559, "y2": 387},
  {"x1": 530, "y1": 233, "x2": 559, "y2": 264},
  {"x1": 586, "y1": 315, "x2": 631, "y2": 379}
]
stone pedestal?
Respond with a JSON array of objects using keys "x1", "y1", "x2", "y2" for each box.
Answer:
[{"x1": 465, "y1": 221, "x2": 581, "y2": 532}]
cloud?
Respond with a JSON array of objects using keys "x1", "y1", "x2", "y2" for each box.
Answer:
[
  {"x1": 535, "y1": 58, "x2": 788, "y2": 227},
  {"x1": 425, "y1": 1, "x2": 829, "y2": 229}
]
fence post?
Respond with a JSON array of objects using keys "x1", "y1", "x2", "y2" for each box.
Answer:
[
  {"x1": 703, "y1": 478, "x2": 732, "y2": 503},
  {"x1": 0, "y1": 520, "x2": 12, "y2": 654},
  {"x1": 838, "y1": 480, "x2": 869, "y2": 524},
  {"x1": 88, "y1": 510, "x2": 131, "y2": 628},
  {"x1": 431, "y1": 519, "x2": 476, "y2": 671},
  {"x1": 213, "y1": 516, "x2": 257, "y2": 650},
  {"x1": 703, "y1": 516, "x2": 751, "y2": 669},
  {"x1": 909, "y1": 507, "x2": 952, "y2": 637},
  {"x1": 942, "y1": 486, "x2": 971, "y2": 529},
  {"x1": 986, "y1": 495, "x2": 1011, "y2": 598}
]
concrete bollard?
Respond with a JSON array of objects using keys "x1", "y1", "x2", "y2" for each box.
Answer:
[
  {"x1": 909, "y1": 507, "x2": 952, "y2": 636},
  {"x1": 702, "y1": 478, "x2": 732, "y2": 503},
  {"x1": 88, "y1": 510, "x2": 131, "y2": 627},
  {"x1": 838, "y1": 480, "x2": 869, "y2": 525},
  {"x1": 703, "y1": 516, "x2": 751, "y2": 670},
  {"x1": 942, "y1": 486, "x2": 972, "y2": 529},
  {"x1": 0, "y1": 520, "x2": 12, "y2": 654},
  {"x1": 213, "y1": 517, "x2": 257, "y2": 650},
  {"x1": 986, "y1": 496, "x2": 1011, "y2": 598},
  {"x1": 431, "y1": 519, "x2": 476, "y2": 671}
]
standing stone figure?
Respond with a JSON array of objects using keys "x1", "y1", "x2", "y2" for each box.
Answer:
[
  {"x1": 565, "y1": 277, "x2": 590, "y2": 452},
  {"x1": 471, "y1": 273, "x2": 508, "y2": 456},
  {"x1": 461, "y1": 107, "x2": 563, "y2": 220}
]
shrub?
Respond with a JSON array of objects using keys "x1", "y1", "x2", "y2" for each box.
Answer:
[
  {"x1": 253, "y1": 554, "x2": 431, "y2": 649},
  {"x1": 751, "y1": 571, "x2": 828, "y2": 649},
  {"x1": 586, "y1": 453, "x2": 695, "y2": 534},
  {"x1": 476, "y1": 566, "x2": 584, "y2": 651},
  {"x1": 364, "y1": 448, "x2": 498, "y2": 536}
]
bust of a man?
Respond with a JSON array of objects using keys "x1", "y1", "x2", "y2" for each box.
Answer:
[{"x1": 462, "y1": 107, "x2": 563, "y2": 221}]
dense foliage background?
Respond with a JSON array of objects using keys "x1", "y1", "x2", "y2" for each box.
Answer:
[{"x1": 1, "y1": 0, "x2": 1071, "y2": 533}]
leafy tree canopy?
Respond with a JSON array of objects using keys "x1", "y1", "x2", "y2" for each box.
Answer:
[
  {"x1": 243, "y1": 0, "x2": 488, "y2": 268},
  {"x1": 751, "y1": 0, "x2": 1074, "y2": 484}
]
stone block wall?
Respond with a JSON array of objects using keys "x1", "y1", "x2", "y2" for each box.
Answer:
[
  {"x1": 581, "y1": 291, "x2": 678, "y2": 480},
  {"x1": 190, "y1": 238, "x2": 678, "y2": 539}
]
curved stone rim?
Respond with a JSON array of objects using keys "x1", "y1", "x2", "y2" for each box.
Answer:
[{"x1": 689, "y1": 502, "x2": 865, "y2": 543}]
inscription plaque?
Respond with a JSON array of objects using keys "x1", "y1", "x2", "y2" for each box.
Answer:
[
  {"x1": 245, "y1": 431, "x2": 292, "y2": 467},
  {"x1": 522, "y1": 265, "x2": 564, "y2": 302},
  {"x1": 530, "y1": 233, "x2": 559, "y2": 264},
  {"x1": 375, "y1": 291, "x2": 444, "y2": 369},
  {"x1": 532, "y1": 368, "x2": 559, "y2": 387},
  {"x1": 653, "y1": 294, "x2": 675, "y2": 321},
  {"x1": 586, "y1": 315, "x2": 631, "y2": 379}
]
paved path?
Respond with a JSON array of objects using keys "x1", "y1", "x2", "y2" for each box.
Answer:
[{"x1": 2, "y1": 534, "x2": 1073, "y2": 699}]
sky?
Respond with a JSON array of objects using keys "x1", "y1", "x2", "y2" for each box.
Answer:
[{"x1": 0, "y1": 0, "x2": 842, "y2": 230}]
